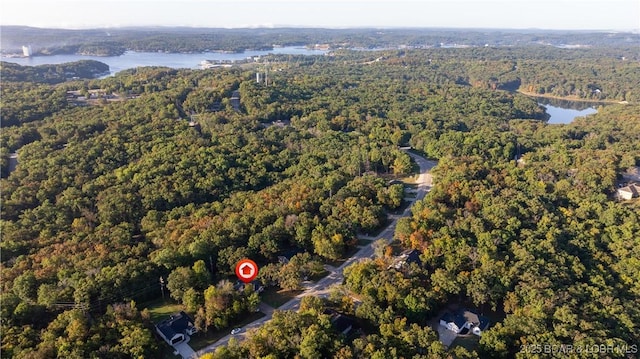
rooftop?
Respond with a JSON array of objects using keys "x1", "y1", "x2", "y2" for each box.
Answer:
[{"x1": 156, "y1": 311, "x2": 195, "y2": 340}]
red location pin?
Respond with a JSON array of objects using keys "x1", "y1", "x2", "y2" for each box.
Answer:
[{"x1": 235, "y1": 259, "x2": 259, "y2": 283}]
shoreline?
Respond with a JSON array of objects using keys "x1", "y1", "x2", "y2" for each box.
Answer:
[{"x1": 517, "y1": 90, "x2": 627, "y2": 105}]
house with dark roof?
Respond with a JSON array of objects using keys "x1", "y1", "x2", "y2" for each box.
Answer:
[
  {"x1": 332, "y1": 315, "x2": 355, "y2": 335},
  {"x1": 405, "y1": 249, "x2": 422, "y2": 265},
  {"x1": 252, "y1": 279, "x2": 265, "y2": 293},
  {"x1": 155, "y1": 311, "x2": 197, "y2": 346},
  {"x1": 329, "y1": 313, "x2": 356, "y2": 335},
  {"x1": 323, "y1": 309, "x2": 356, "y2": 335},
  {"x1": 439, "y1": 312, "x2": 467, "y2": 334},
  {"x1": 439, "y1": 309, "x2": 490, "y2": 337},
  {"x1": 390, "y1": 249, "x2": 422, "y2": 270}
]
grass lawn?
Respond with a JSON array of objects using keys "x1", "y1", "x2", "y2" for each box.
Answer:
[
  {"x1": 140, "y1": 298, "x2": 186, "y2": 358},
  {"x1": 188, "y1": 312, "x2": 266, "y2": 350},
  {"x1": 158, "y1": 342, "x2": 180, "y2": 359},
  {"x1": 142, "y1": 297, "x2": 266, "y2": 352},
  {"x1": 450, "y1": 335, "x2": 480, "y2": 351},
  {"x1": 142, "y1": 298, "x2": 185, "y2": 323},
  {"x1": 261, "y1": 287, "x2": 303, "y2": 308}
]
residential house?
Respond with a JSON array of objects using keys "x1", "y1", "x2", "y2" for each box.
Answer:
[
  {"x1": 278, "y1": 249, "x2": 304, "y2": 264},
  {"x1": 155, "y1": 311, "x2": 197, "y2": 346},
  {"x1": 252, "y1": 279, "x2": 265, "y2": 293},
  {"x1": 439, "y1": 309, "x2": 490, "y2": 337},
  {"x1": 405, "y1": 249, "x2": 422, "y2": 265},
  {"x1": 234, "y1": 280, "x2": 264, "y2": 293},
  {"x1": 390, "y1": 249, "x2": 422, "y2": 270},
  {"x1": 323, "y1": 309, "x2": 356, "y2": 335},
  {"x1": 332, "y1": 314, "x2": 355, "y2": 335},
  {"x1": 439, "y1": 312, "x2": 467, "y2": 334},
  {"x1": 616, "y1": 183, "x2": 640, "y2": 200}
]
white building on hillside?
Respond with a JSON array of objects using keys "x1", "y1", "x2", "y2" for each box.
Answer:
[{"x1": 22, "y1": 45, "x2": 32, "y2": 57}]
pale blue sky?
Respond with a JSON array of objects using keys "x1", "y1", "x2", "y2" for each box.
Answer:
[{"x1": 1, "y1": 0, "x2": 639, "y2": 30}]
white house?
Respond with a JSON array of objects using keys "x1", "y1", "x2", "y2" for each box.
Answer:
[
  {"x1": 616, "y1": 183, "x2": 640, "y2": 201},
  {"x1": 439, "y1": 309, "x2": 490, "y2": 337},
  {"x1": 439, "y1": 312, "x2": 467, "y2": 334}
]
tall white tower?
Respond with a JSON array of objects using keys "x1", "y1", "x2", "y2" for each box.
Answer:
[{"x1": 22, "y1": 45, "x2": 32, "y2": 57}]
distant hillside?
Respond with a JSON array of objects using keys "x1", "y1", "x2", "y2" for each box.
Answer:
[
  {"x1": 1, "y1": 60, "x2": 110, "y2": 83},
  {"x1": 1, "y1": 26, "x2": 638, "y2": 55}
]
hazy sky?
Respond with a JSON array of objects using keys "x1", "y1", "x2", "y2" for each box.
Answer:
[{"x1": 2, "y1": 0, "x2": 639, "y2": 31}]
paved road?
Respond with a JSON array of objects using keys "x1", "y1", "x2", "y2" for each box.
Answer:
[{"x1": 195, "y1": 151, "x2": 436, "y2": 357}]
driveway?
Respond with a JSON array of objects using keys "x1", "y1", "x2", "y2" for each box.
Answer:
[
  {"x1": 174, "y1": 337, "x2": 196, "y2": 359},
  {"x1": 437, "y1": 325, "x2": 458, "y2": 347}
]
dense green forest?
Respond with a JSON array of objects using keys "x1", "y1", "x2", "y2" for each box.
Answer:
[
  {"x1": 0, "y1": 60, "x2": 110, "y2": 84},
  {"x1": 1, "y1": 42, "x2": 639, "y2": 358}
]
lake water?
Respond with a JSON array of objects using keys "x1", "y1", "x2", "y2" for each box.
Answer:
[
  {"x1": 536, "y1": 97, "x2": 600, "y2": 124},
  {"x1": 2, "y1": 46, "x2": 327, "y2": 176},
  {"x1": 1, "y1": 46, "x2": 327, "y2": 75},
  {"x1": 4, "y1": 50, "x2": 604, "y2": 125}
]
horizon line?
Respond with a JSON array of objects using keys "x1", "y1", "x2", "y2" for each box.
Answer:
[{"x1": 2, "y1": 24, "x2": 639, "y2": 33}]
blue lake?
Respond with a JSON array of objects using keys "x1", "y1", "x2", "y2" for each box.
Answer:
[
  {"x1": 1, "y1": 46, "x2": 326, "y2": 75},
  {"x1": 542, "y1": 103, "x2": 598, "y2": 124},
  {"x1": 3, "y1": 50, "x2": 606, "y2": 125},
  {"x1": 536, "y1": 98, "x2": 600, "y2": 124}
]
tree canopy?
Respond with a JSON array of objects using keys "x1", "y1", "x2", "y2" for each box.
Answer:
[{"x1": 1, "y1": 38, "x2": 638, "y2": 358}]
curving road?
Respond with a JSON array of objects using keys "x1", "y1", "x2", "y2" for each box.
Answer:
[{"x1": 195, "y1": 151, "x2": 436, "y2": 357}]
